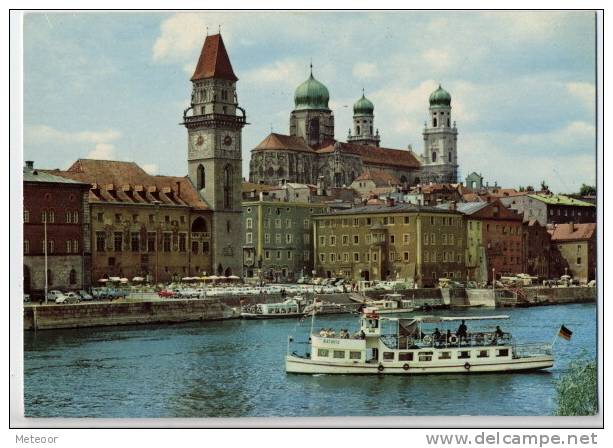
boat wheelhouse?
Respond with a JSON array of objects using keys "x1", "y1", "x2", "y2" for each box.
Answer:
[
  {"x1": 241, "y1": 296, "x2": 307, "y2": 319},
  {"x1": 286, "y1": 309, "x2": 554, "y2": 374}
]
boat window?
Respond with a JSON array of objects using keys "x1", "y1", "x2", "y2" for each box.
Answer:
[
  {"x1": 317, "y1": 349, "x2": 329, "y2": 357},
  {"x1": 477, "y1": 350, "x2": 489, "y2": 358},
  {"x1": 458, "y1": 351, "x2": 471, "y2": 359},
  {"x1": 383, "y1": 352, "x2": 395, "y2": 361},
  {"x1": 349, "y1": 351, "x2": 361, "y2": 360},
  {"x1": 398, "y1": 352, "x2": 414, "y2": 361},
  {"x1": 418, "y1": 352, "x2": 433, "y2": 362},
  {"x1": 438, "y1": 352, "x2": 451, "y2": 360},
  {"x1": 333, "y1": 350, "x2": 345, "y2": 359},
  {"x1": 496, "y1": 349, "x2": 509, "y2": 357}
]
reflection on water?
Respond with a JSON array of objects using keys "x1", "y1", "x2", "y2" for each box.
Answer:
[{"x1": 24, "y1": 303, "x2": 596, "y2": 418}]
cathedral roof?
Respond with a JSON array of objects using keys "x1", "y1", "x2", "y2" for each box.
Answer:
[
  {"x1": 252, "y1": 133, "x2": 315, "y2": 153},
  {"x1": 353, "y1": 92, "x2": 374, "y2": 115},
  {"x1": 45, "y1": 159, "x2": 208, "y2": 210},
  {"x1": 191, "y1": 33, "x2": 238, "y2": 82},
  {"x1": 316, "y1": 141, "x2": 421, "y2": 169},
  {"x1": 294, "y1": 70, "x2": 330, "y2": 110},
  {"x1": 429, "y1": 84, "x2": 451, "y2": 107}
]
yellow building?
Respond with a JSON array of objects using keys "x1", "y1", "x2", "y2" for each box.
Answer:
[
  {"x1": 50, "y1": 159, "x2": 213, "y2": 283},
  {"x1": 313, "y1": 203, "x2": 466, "y2": 287}
]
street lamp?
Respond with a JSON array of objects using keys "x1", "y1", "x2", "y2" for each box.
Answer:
[{"x1": 492, "y1": 268, "x2": 496, "y2": 291}]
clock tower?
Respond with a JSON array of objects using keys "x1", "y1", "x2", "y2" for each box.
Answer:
[{"x1": 183, "y1": 33, "x2": 247, "y2": 277}]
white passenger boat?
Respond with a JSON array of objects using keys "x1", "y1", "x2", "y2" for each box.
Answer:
[
  {"x1": 302, "y1": 299, "x2": 354, "y2": 316},
  {"x1": 286, "y1": 308, "x2": 554, "y2": 374},
  {"x1": 365, "y1": 293, "x2": 415, "y2": 315},
  {"x1": 241, "y1": 296, "x2": 307, "y2": 319}
]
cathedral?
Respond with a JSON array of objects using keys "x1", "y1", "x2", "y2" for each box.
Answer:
[{"x1": 249, "y1": 68, "x2": 459, "y2": 188}]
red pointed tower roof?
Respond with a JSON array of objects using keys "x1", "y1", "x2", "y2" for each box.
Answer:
[{"x1": 191, "y1": 33, "x2": 238, "y2": 82}]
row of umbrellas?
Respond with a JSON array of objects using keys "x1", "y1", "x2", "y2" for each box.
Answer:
[{"x1": 97, "y1": 275, "x2": 240, "y2": 283}]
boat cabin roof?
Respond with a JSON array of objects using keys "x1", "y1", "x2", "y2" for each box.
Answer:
[{"x1": 373, "y1": 315, "x2": 510, "y2": 323}]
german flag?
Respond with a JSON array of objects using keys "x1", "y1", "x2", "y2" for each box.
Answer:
[{"x1": 559, "y1": 325, "x2": 573, "y2": 341}]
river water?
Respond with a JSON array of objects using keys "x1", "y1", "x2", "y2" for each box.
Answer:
[{"x1": 23, "y1": 303, "x2": 596, "y2": 418}]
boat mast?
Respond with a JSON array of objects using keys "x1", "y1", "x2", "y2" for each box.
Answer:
[{"x1": 309, "y1": 297, "x2": 316, "y2": 336}]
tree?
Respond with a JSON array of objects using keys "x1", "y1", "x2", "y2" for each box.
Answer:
[
  {"x1": 540, "y1": 180, "x2": 549, "y2": 192},
  {"x1": 579, "y1": 184, "x2": 596, "y2": 196},
  {"x1": 555, "y1": 360, "x2": 598, "y2": 416},
  {"x1": 518, "y1": 186, "x2": 525, "y2": 192}
]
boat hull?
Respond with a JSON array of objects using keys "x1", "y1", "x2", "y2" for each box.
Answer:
[{"x1": 285, "y1": 355, "x2": 553, "y2": 375}]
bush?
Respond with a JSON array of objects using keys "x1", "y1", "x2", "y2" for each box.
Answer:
[{"x1": 555, "y1": 360, "x2": 598, "y2": 416}]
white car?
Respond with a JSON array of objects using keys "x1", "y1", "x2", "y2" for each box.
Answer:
[
  {"x1": 64, "y1": 292, "x2": 82, "y2": 304},
  {"x1": 47, "y1": 290, "x2": 67, "y2": 303}
]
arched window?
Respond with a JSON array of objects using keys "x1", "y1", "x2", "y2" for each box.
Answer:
[
  {"x1": 370, "y1": 126, "x2": 373, "y2": 135},
  {"x1": 197, "y1": 164, "x2": 205, "y2": 190},
  {"x1": 432, "y1": 152, "x2": 437, "y2": 163},
  {"x1": 223, "y1": 165, "x2": 233, "y2": 209},
  {"x1": 356, "y1": 125, "x2": 361, "y2": 135},
  {"x1": 447, "y1": 118, "x2": 450, "y2": 127},
  {"x1": 47, "y1": 269, "x2": 53, "y2": 287},
  {"x1": 69, "y1": 269, "x2": 77, "y2": 285},
  {"x1": 448, "y1": 151, "x2": 452, "y2": 162},
  {"x1": 400, "y1": 175, "x2": 407, "y2": 184},
  {"x1": 191, "y1": 216, "x2": 208, "y2": 232},
  {"x1": 433, "y1": 117, "x2": 437, "y2": 127}
]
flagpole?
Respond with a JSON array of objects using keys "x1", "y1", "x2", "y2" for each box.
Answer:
[{"x1": 550, "y1": 331, "x2": 559, "y2": 350}]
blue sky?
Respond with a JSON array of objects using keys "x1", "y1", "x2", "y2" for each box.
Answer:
[{"x1": 23, "y1": 11, "x2": 596, "y2": 192}]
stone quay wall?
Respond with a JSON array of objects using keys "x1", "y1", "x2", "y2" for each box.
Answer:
[{"x1": 24, "y1": 299, "x2": 234, "y2": 331}]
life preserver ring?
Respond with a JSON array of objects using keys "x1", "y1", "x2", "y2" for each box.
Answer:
[
  {"x1": 402, "y1": 363, "x2": 410, "y2": 371},
  {"x1": 464, "y1": 362, "x2": 471, "y2": 371},
  {"x1": 377, "y1": 364, "x2": 384, "y2": 372},
  {"x1": 449, "y1": 335, "x2": 458, "y2": 344},
  {"x1": 422, "y1": 335, "x2": 433, "y2": 345}
]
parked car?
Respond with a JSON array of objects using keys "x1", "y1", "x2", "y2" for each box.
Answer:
[
  {"x1": 158, "y1": 289, "x2": 175, "y2": 298},
  {"x1": 47, "y1": 290, "x2": 67, "y2": 303},
  {"x1": 64, "y1": 292, "x2": 82, "y2": 304},
  {"x1": 79, "y1": 290, "x2": 94, "y2": 301}
]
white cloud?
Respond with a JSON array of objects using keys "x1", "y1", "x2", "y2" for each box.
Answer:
[
  {"x1": 153, "y1": 13, "x2": 211, "y2": 63},
  {"x1": 242, "y1": 59, "x2": 305, "y2": 87},
  {"x1": 141, "y1": 163, "x2": 159, "y2": 175},
  {"x1": 421, "y1": 49, "x2": 454, "y2": 72},
  {"x1": 514, "y1": 121, "x2": 595, "y2": 147},
  {"x1": 566, "y1": 82, "x2": 596, "y2": 110},
  {"x1": 87, "y1": 143, "x2": 116, "y2": 160},
  {"x1": 352, "y1": 62, "x2": 378, "y2": 80},
  {"x1": 25, "y1": 125, "x2": 121, "y2": 145}
]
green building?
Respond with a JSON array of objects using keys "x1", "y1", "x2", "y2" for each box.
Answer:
[{"x1": 242, "y1": 200, "x2": 329, "y2": 282}]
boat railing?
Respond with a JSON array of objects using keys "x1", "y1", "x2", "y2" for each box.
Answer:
[
  {"x1": 393, "y1": 332, "x2": 513, "y2": 350},
  {"x1": 512, "y1": 342, "x2": 552, "y2": 358}
]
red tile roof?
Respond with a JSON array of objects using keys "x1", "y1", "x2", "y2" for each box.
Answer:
[
  {"x1": 191, "y1": 34, "x2": 238, "y2": 82},
  {"x1": 45, "y1": 159, "x2": 208, "y2": 210},
  {"x1": 550, "y1": 223, "x2": 596, "y2": 242},
  {"x1": 253, "y1": 133, "x2": 314, "y2": 153},
  {"x1": 317, "y1": 141, "x2": 421, "y2": 169},
  {"x1": 354, "y1": 170, "x2": 401, "y2": 187}
]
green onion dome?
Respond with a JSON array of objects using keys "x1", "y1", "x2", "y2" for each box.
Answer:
[
  {"x1": 429, "y1": 84, "x2": 452, "y2": 107},
  {"x1": 294, "y1": 71, "x2": 330, "y2": 110},
  {"x1": 353, "y1": 92, "x2": 374, "y2": 115}
]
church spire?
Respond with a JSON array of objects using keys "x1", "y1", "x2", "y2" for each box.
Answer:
[{"x1": 191, "y1": 33, "x2": 238, "y2": 82}]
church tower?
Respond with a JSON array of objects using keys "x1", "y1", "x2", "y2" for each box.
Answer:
[
  {"x1": 421, "y1": 84, "x2": 458, "y2": 183},
  {"x1": 289, "y1": 66, "x2": 334, "y2": 147},
  {"x1": 347, "y1": 89, "x2": 380, "y2": 146},
  {"x1": 183, "y1": 33, "x2": 247, "y2": 277}
]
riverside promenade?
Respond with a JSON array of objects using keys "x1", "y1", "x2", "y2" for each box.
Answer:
[{"x1": 22, "y1": 286, "x2": 596, "y2": 331}]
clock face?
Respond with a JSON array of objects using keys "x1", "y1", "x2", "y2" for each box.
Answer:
[
  {"x1": 224, "y1": 135, "x2": 233, "y2": 146},
  {"x1": 196, "y1": 135, "x2": 204, "y2": 146}
]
